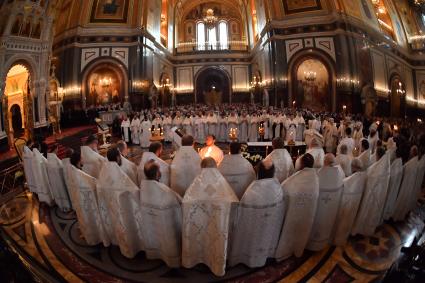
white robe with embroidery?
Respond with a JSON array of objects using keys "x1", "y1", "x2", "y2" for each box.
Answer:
[
  {"x1": 80, "y1": 146, "x2": 105, "y2": 179},
  {"x1": 23, "y1": 146, "x2": 37, "y2": 193},
  {"x1": 31, "y1": 149, "x2": 54, "y2": 205},
  {"x1": 137, "y1": 180, "x2": 182, "y2": 267},
  {"x1": 182, "y1": 168, "x2": 238, "y2": 276},
  {"x1": 96, "y1": 162, "x2": 141, "y2": 257},
  {"x1": 138, "y1": 152, "x2": 170, "y2": 186},
  {"x1": 333, "y1": 172, "x2": 367, "y2": 246},
  {"x1": 229, "y1": 178, "x2": 285, "y2": 267},
  {"x1": 218, "y1": 154, "x2": 256, "y2": 199},
  {"x1": 382, "y1": 158, "x2": 403, "y2": 221},
  {"x1": 275, "y1": 168, "x2": 319, "y2": 260},
  {"x1": 46, "y1": 153, "x2": 72, "y2": 211},
  {"x1": 130, "y1": 118, "x2": 141, "y2": 145},
  {"x1": 352, "y1": 153, "x2": 390, "y2": 236},
  {"x1": 121, "y1": 119, "x2": 131, "y2": 143},
  {"x1": 392, "y1": 157, "x2": 419, "y2": 221},
  {"x1": 120, "y1": 155, "x2": 138, "y2": 185},
  {"x1": 199, "y1": 144, "x2": 224, "y2": 166},
  {"x1": 264, "y1": 149, "x2": 294, "y2": 183},
  {"x1": 140, "y1": 120, "x2": 152, "y2": 148},
  {"x1": 307, "y1": 165, "x2": 344, "y2": 251},
  {"x1": 170, "y1": 146, "x2": 202, "y2": 196}
]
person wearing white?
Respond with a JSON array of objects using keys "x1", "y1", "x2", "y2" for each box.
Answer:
[
  {"x1": 80, "y1": 135, "x2": 105, "y2": 179},
  {"x1": 130, "y1": 115, "x2": 141, "y2": 145},
  {"x1": 382, "y1": 150, "x2": 403, "y2": 221},
  {"x1": 368, "y1": 124, "x2": 379, "y2": 154},
  {"x1": 307, "y1": 154, "x2": 344, "y2": 251},
  {"x1": 239, "y1": 112, "x2": 250, "y2": 143},
  {"x1": 182, "y1": 158, "x2": 238, "y2": 276},
  {"x1": 32, "y1": 148, "x2": 54, "y2": 205},
  {"x1": 218, "y1": 113, "x2": 228, "y2": 142},
  {"x1": 97, "y1": 149, "x2": 141, "y2": 258},
  {"x1": 199, "y1": 135, "x2": 224, "y2": 166},
  {"x1": 46, "y1": 152, "x2": 72, "y2": 211},
  {"x1": 67, "y1": 163, "x2": 109, "y2": 246},
  {"x1": 193, "y1": 113, "x2": 206, "y2": 144},
  {"x1": 337, "y1": 127, "x2": 355, "y2": 156},
  {"x1": 117, "y1": 141, "x2": 138, "y2": 185},
  {"x1": 170, "y1": 135, "x2": 202, "y2": 196},
  {"x1": 358, "y1": 139, "x2": 371, "y2": 170},
  {"x1": 248, "y1": 114, "x2": 258, "y2": 142},
  {"x1": 295, "y1": 112, "x2": 305, "y2": 142},
  {"x1": 206, "y1": 111, "x2": 218, "y2": 136},
  {"x1": 353, "y1": 122, "x2": 364, "y2": 152},
  {"x1": 336, "y1": 144, "x2": 352, "y2": 177},
  {"x1": 295, "y1": 138, "x2": 325, "y2": 170},
  {"x1": 163, "y1": 113, "x2": 173, "y2": 142},
  {"x1": 138, "y1": 142, "x2": 170, "y2": 186},
  {"x1": 324, "y1": 118, "x2": 338, "y2": 153},
  {"x1": 412, "y1": 152, "x2": 425, "y2": 211},
  {"x1": 352, "y1": 148, "x2": 390, "y2": 236},
  {"x1": 229, "y1": 160, "x2": 285, "y2": 267},
  {"x1": 227, "y1": 112, "x2": 239, "y2": 142},
  {"x1": 393, "y1": 152, "x2": 419, "y2": 221},
  {"x1": 140, "y1": 116, "x2": 152, "y2": 148},
  {"x1": 264, "y1": 137, "x2": 294, "y2": 183},
  {"x1": 285, "y1": 114, "x2": 297, "y2": 142},
  {"x1": 138, "y1": 160, "x2": 182, "y2": 267},
  {"x1": 332, "y1": 159, "x2": 366, "y2": 246},
  {"x1": 275, "y1": 154, "x2": 319, "y2": 260},
  {"x1": 182, "y1": 114, "x2": 193, "y2": 137},
  {"x1": 218, "y1": 142, "x2": 256, "y2": 199},
  {"x1": 23, "y1": 146, "x2": 37, "y2": 194},
  {"x1": 121, "y1": 117, "x2": 131, "y2": 143}
]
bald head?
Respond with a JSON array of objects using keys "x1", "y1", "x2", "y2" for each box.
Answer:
[
  {"x1": 340, "y1": 144, "x2": 348, "y2": 155},
  {"x1": 144, "y1": 160, "x2": 161, "y2": 181},
  {"x1": 201, "y1": 157, "x2": 217, "y2": 168},
  {"x1": 324, "y1": 153, "x2": 336, "y2": 167},
  {"x1": 257, "y1": 159, "x2": 275, "y2": 180},
  {"x1": 181, "y1": 135, "x2": 195, "y2": 146}
]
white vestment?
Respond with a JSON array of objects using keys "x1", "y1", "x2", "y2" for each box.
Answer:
[
  {"x1": 120, "y1": 156, "x2": 138, "y2": 185},
  {"x1": 170, "y1": 146, "x2": 202, "y2": 196},
  {"x1": 130, "y1": 118, "x2": 140, "y2": 145},
  {"x1": 307, "y1": 165, "x2": 344, "y2": 251},
  {"x1": 333, "y1": 172, "x2": 366, "y2": 246},
  {"x1": 97, "y1": 162, "x2": 141, "y2": 257},
  {"x1": 412, "y1": 156, "x2": 425, "y2": 211},
  {"x1": 182, "y1": 168, "x2": 238, "y2": 276},
  {"x1": 337, "y1": 137, "x2": 355, "y2": 156},
  {"x1": 68, "y1": 165, "x2": 109, "y2": 245},
  {"x1": 264, "y1": 149, "x2": 294, "y2": 183},
  {"x1": 23, "y1": 146, "x2": 37, "y2": 193},
  {"x1": 392, "y1": 157, "x2": 419, "y2": 221},
  {"x1": 249, "y1": 116, "x2": 258, "y2": 142},
  {"x1": 336, "y1": 154, "x2": 352, "y2": 177},
  {"x1": 31, "y1": 149, "x2": 54, "y2": 205},
  {"x1": 382, "y1": 158, "x2": 403, "y2": 221},
  {"x1": 295, "y1": 148, "x2": 325, "y2": 170},
  {"x1": 229, "y1": 178, "x2": 285, "y2": 267},
  {"x1": 138, "y1": 152, "x2": 170, "y2": 186},
  {"x1": 140, "y1": 120, "x2": 152, "y2": 148},
  {"x1": 239, "y1": 117, "x2": 249, "y2": 143},
  {"x1": 46, "y1": 153, "x2": 72, "y2": 211},
  {"x1": 199, "y1": 144, "x2": 224, "y2": 166},
  {"x1": 275, "y1": 168, "x2": 319, "y2": 260},
  {"x1": 80, "y1": 146, "x2": 105, "y2": 179},
  {"x1": 358, "y1": 149, "x2": 371, "y2": 170},
  {"x1": 138, "y1": 180, "x2": 182, "y2": 267},
  {"x1": 121, "y1": 119, "x2": 131, "y2": 143},
  {"x1": 218, "y1": 154, "x2": 256, "y2": 199},
  {"x1": 352, "y1": 153, "x2": 390, "y2": 236}
]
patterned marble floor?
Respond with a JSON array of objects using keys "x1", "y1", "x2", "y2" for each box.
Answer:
[{"x1": 1, "y1": 191, "x2": 423, "y2": 283}]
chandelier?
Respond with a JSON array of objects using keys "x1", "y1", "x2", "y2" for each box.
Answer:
[
  {"x1": 203, "y1": 9, "x2": 218, "y2": 29},
  {"x1": 304, "y1": 71, "x2": 317, "y2": 82}
]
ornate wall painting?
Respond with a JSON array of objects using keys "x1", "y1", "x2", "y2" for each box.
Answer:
[
  {"x1": 393, "y1": 0, "x2": 420, "y2": 36},
  {"x1": 384, "y1": 0, "x2": 407, "y2": 47},
  {"x1": 56, "y1": 0, "x2": 73, "y2": 34},
  {"x1": 341, "y1": 0, "x2": 362, "y2": 20},
  {"x1": 90, "y1": 0, "x2": 129, "y2": 24},
  {"x1": 360, "y1": 0, "x2": 373, "y2": 20},
  {"x1": 282, "y1": 0, "x2": 322, "y2": 15}
]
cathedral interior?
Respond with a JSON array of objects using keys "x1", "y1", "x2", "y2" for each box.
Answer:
[{"x1": 0, "y1": 0, "x2": 425, "y2": 282}]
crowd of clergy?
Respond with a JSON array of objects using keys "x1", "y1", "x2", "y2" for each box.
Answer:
[{"x1": 22, "y1": 104, "x2": 425, "y2": 277}]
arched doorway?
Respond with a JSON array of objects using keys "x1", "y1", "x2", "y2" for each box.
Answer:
[
  {"x1": 10, "y1": 104, "x2": 23, "y2": 135},
  {"x1": 195, "y1": 68, "x2": 231, "y2": 105},
  {"x1": 82, "y1": 60, "x2": 128, "y2": 109},
  {"x1": 292, "y1": 58, "x2": 331, "y2": 112},
  {"x1": 3, "y1": 64, "x2": 31, "y2": 142},
  {"x1": 389, "y1": 76, "x2": 406, "y2": 118}
]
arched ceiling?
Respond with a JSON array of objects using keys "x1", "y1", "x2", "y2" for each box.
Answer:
[{"x1": 175, "y1": 0, "x2": 245, "y2": 20}]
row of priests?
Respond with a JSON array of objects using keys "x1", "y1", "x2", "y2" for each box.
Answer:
[{"x1": 22, "y1": 131, "x2": 425, "y2": 277}]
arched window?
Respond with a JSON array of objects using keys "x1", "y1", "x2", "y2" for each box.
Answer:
[
  {"x1": 219, "y1": 21, "x2": 228, "y2": 50},
  {"x1": 197, "y1": 22, "x2": 205, "y2": 50},
  {"x1": 208, "y1": 27, "x2": 217, "y2": 50}
]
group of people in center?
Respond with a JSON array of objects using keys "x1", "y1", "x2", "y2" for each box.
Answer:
[{"x1": 22, "y1": 105, "x2": 425, "y2": 277}]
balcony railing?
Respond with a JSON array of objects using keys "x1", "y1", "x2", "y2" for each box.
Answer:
[{"x1": 176, "y1": 41, "x2": 248, "y2": 54}]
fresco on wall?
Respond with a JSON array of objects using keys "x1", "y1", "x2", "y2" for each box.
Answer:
[
  {"x1": 342, "y1": 0, "x2": 362, "y2": 19},
  {"x1": 394, "y1": 0, "x2": 420, "y2": 37},
  {"x1": 86, "y1": 67, "x2": 122, "y2": 107},
  {"x1": 294, "y1": 59, "x2": 330, "y2": 112},
  {"x1": 282, "y1": 0, "x2": 322, "y2": 15},
  {"x1": 360, "y1": 0, "x2": 373, "y2": 20},
  {"x1": 384, "y1": 0, "x2": 407, "y2": 47},
  {"x1": 90, "y1": 0, "x2": 129, "y2": 23}
]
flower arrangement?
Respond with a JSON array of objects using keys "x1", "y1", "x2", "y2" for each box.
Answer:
[{"x1": 241, "y1": 144, "x2": 263, "y2": 165}]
